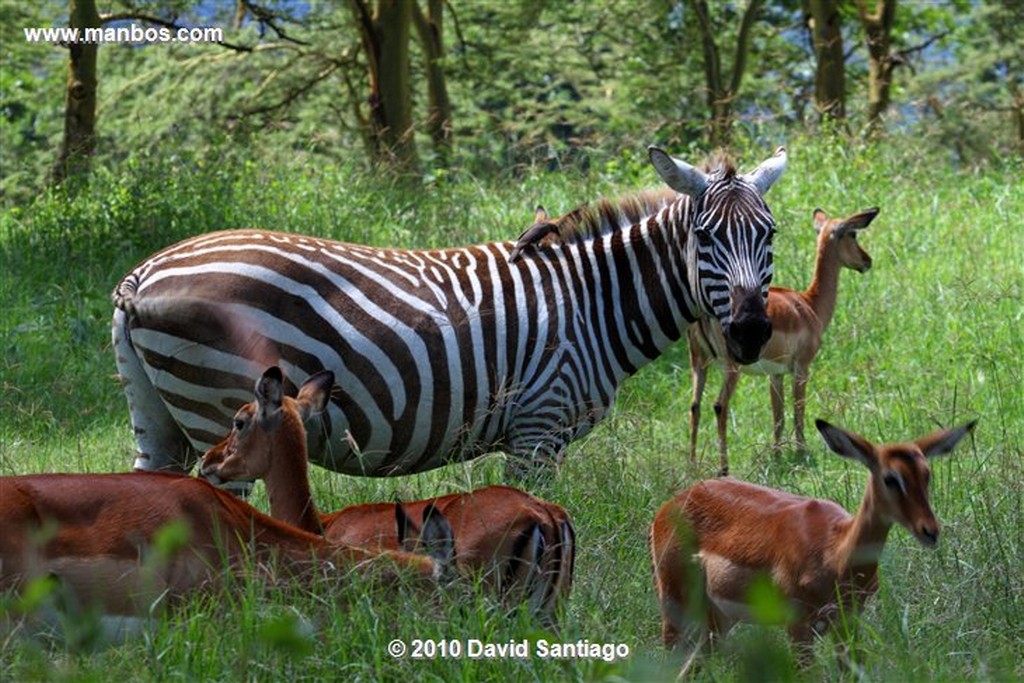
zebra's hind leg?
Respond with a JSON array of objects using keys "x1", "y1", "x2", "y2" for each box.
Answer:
[{"x1": 112, "y1": 309, "x2": 197, "y2": 473}]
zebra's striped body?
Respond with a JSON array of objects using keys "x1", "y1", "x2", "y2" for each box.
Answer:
[{"x1": 112, "y1": 147, "x2": 786, "y2": 475}]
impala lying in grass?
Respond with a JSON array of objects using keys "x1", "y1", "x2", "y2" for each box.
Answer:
[
  {"x1": 200, "y1": 366, "x2": 575, "y2": 621},
  {"x1": 650, "y1": 417, "x2": 975, "y2": 675},
  {"x1": 687, "y1": 207, "x2": 880, "y2": 474},
  {"x1": 0, "y1": 469, "x2": 451, "y2": 619}
]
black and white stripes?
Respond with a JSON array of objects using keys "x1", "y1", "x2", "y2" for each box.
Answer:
[{"x1": 112, "y1": 146, "x2": 786, "y2": 476}]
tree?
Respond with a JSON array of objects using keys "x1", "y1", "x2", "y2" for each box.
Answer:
[
  {"x1": 51, "y1": 0, "x2": 101, "y2": 185},
  {"x1": 806, "y1": 0, "x2": 845, "y2": 119},
  {"x1": 350, "y1": 0, "x2": 419, "y2": 174},
  {"x1": 412, "y1": 0, "x2": 452, "y2": 166},
  {"x1": 855, "y1": 0, "x2": 896, "y2": 132},
  {"x1": 689, "y1": 0, "x2": 764, "y2": 147}
]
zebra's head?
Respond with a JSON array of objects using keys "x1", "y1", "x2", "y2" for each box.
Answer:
[{"x1": 649, "y1": 146, "x2": 787, "y2": 365}]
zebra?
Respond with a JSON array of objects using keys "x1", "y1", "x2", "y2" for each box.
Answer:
[{"x1": 111, "y1": 146, "x2": 786, "y2": 478}]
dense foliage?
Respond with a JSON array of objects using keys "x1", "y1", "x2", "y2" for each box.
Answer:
[
  {"x1": 2, "y1": 1, "x2": 1021, "y2": 202},
  {"x1": 1, "y1": 1, "x2": 1022, "y2": 681}
]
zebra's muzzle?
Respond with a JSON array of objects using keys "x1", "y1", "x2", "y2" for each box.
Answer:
[{"x1": 723, "y1": 291, "x2": 772, "y2": 365}]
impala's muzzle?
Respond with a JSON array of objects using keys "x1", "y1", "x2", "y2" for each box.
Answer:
[{"x1": 723, "y1": 290, "x2": 772, "y2": 365}]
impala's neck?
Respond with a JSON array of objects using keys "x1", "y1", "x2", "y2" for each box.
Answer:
[
  {"x1": 266, "y1": 439, "x2": 323, "y2": 535},
  {"x1": 803, "y1": 234, "x2": 844, "y2": 331},
  {"x1": 834, "y1": 479, "x2": 892, "y2": 596}
]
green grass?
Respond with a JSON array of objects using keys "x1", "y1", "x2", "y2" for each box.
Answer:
[{"x1": 2, "y1": 136, "x2": 1022, "y2": 681}]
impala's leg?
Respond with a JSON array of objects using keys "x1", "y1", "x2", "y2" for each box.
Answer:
[
  {"x1": 651, "y1": 520, "x2": 707, "y2": 653},
  {"x1": 769, "y1": 375, "x2": 785, "y2": 453},
  {"x1": 714, "y1": 366, "x2": 740, "y2": 477},
  {"x1": 792, "y1": 370, "x2": 809, "y2": 455},
  {"x1": 688, "y1": 345, "x2": 707, "y2": 466},
  {"x1": 787, "y1": 620, "x2": 817, "y2": 669}
]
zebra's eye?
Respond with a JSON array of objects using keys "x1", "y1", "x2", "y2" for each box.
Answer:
[{"x1": 695, "y1": 229, "x2": 712, "y2": 246}]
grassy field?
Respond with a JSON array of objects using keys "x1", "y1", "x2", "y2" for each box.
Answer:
[{"x1": 1, "y1": 137, "x2": 1022, "y2": 682}]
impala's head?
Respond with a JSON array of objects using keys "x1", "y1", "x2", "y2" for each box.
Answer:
[
  {"x1": 813, "y1": 207, "x2": 879, "y2": 274},
  {"x1": 649, "y1": 146, "x2": 787, "y2": 365},
  {"x1": 200, "y1": 366, "x2": 334, "y2": 485},
  {"x1": 816, "y1": 418, "x2": 977, "y2": 547},
  {"x1": 395, "y1": 503, "x2": 457, "y2": 575}
]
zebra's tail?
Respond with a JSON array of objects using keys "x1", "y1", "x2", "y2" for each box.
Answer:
[{"x1": 112, "y1": 272, "x2": 141, "y2": 318}]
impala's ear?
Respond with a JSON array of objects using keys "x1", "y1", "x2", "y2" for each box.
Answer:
[
  {"x1": 834, "y1": 206, "x2": 881, "y2": 237},
  {"x1": 395, "y1": 503, "x2": 419, "y2": 552},
  {"x1": 296, "y1": 370, "x2": 334, "y2": 421},
  {"x1": 534, "y1": 205, "x2": 549, "y2": 223},
  {"x1": 255, "y1": 366, "x2": 284, "y2": 423},
  {"x1": 419, "y1": 503, "x2": 456, "y2": 568},
  {"x1": 742, "y1": 146, "x2": 787, "y2": 196},
  {"x1": 916, "y1": 420, "x2": 977, "y2": 458},
  {"x1": 816, "y1": 419, "x2": 877, "y2": 469},
  {"x1": 649, "y1": 146, "x2": 709, "y2": 199},
  {"x1": 812, "y1": 208, "x2": 829, "y2": 233}
]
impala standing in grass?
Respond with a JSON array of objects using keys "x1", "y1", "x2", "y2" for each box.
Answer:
[
  {"x1": 687, "y1": 207, "x2": 879, "y2": 474},
  {"x1": 650, "y1": 417, "x2": 975, "y2": 675}
]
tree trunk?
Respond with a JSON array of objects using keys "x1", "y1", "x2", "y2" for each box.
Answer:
[
  {"x1": 350, "y1": 0, "x2": 419, "y2": 174},
  {"x1": 806, "y1": 0, "x2": 846, "y2": 119},
  {"x1": 1010, "y1": 76, "x2": 1024, "y2": 154},
  {"x1": 412, "y1": 0, "x2": 452, "y2": 167},
  {"x1": 690, "y1": 0, "x2": 763, "y2": 148},
  {"x1": 51, "y1": 0, "x2": 101, "y2": 185},
  {"x1": 857, "y1": 0, "x2": 897, "y2": 133}
]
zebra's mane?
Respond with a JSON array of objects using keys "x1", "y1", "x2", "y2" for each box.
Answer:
[
  {"x1": 702, "y1": 152, "x2": 738, "y2": 179},
  {"x1": 549, "y1": 152, "x2": 740, "y2": 242},
  {"x1": 547, "y1": 188, "x2": 679, "y2": 244}
]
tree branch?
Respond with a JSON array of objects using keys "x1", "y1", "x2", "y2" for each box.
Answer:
[{"x1": 99, "y1": 12, "x2": 254, "y2": 52}]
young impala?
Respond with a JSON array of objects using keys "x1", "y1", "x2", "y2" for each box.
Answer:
[
  {"x1": 650, "y1": 417, "x2": 975, "y2": 674},
  {"x1": 0, "y1": 472, "x2": 451, "y2": 618},
  {"x1": 688, "y1": 207, "x2": 880, "y2": 475},
  {"x1": 201, "y1": 366, "x2": 576, "y2": 621}
]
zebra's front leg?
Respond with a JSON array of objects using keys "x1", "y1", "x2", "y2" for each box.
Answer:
[{"x1": 504, "y1": 441, "x2": 566, "y2": 482}]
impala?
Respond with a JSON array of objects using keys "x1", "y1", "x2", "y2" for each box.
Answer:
[
  {"x1": 200, "y1": 366, "x2": 575, "y2": 620},
  {"x1": 688, "y1": 207, "x2": 879, "y2": 474},
  {"x1": 0, "y1": 471, "x2": 451, "y2": 618},
  {"x1": 650, "y1": 417, "x2": 975, "y2": 674}
]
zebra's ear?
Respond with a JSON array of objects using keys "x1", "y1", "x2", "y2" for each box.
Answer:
[
  {"x1": 743, "y1": 146, "x2": 788, "y2": 196},
  {"x1": 296, "y1": 370, "x2": 334, "y2": 421},
  {"x1": 648, "y1": 146, "x2": 709, "y2": 199}
]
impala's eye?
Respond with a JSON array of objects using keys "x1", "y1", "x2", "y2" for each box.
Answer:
[
  {"x1": 883, "y1": 472, "x2": 905, "y2": 493},
  {"x1": 233, "y1": 417, "x2": 246, "y2": 432}
]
